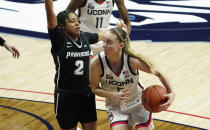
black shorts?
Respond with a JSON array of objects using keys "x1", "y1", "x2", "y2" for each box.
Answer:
[{"x1": 54, "y1": 90, "x2": 97, "y2": 129}]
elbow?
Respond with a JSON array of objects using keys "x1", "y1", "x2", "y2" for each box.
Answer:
[
  {"x1": 91, "y1": 87, "x2": 96, "y2": 94},
  {"x1": 90, "y1": 85, "x2": 97, "y2": 94},
  {"x1": 154, "y1": 71, "x2": 161, "y2": 77}
]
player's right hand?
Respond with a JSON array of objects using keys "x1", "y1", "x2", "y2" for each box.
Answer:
[{"x1": 110, "y1": 88, "x2": 129, "y2": 106}]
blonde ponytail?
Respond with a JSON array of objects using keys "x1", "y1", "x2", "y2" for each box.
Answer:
[{"x1": 110, "y1": 27, "x2": 155, "y2": 74}]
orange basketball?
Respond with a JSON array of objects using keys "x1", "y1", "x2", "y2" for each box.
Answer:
[{"x1": 141, "y1": 85, "x2": 168, "y2": 113}]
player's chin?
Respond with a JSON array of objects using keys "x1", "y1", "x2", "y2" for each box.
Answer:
[
  {"x1": 104, "y1": 50, "x2": 109, "y2": 56},
  {"x1": 75, "y1": 30, "x2": 81, "y2": 35}
]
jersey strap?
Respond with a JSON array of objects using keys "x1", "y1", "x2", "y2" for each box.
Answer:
[{"x1": 98, "y1": 53, "x2": 105, "y2": 77}]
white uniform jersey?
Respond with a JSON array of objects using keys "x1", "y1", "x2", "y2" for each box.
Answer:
[
  {"x1": 99, "y1": 52, "x2": 144, "y2": 109},
  {"x1": 79, "y1": 0, "x2": 114, "y2": 33}
]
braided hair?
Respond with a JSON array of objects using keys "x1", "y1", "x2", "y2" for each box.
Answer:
[{"x1": 109, "y1": 27, "x2": 155, "y2": 74}]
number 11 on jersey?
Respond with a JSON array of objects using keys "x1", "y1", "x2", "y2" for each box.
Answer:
[{"x1": 96, "y1": 17, "x2": 103, "y2": 28}]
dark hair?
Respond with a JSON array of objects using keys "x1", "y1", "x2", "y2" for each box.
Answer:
[{"x1": 56, "y1": 10, "x2": 77, "y2": 27}]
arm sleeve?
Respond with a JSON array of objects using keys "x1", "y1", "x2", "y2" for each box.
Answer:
[
  {"x1": 48, "y1": 26, "x2": 65, "y2": 54},
  {"x1": 0, "y1": 36, "x2": 6, "y2": 46},
  {"x1": 82, "y1": 32, "x2": 99, "y2": 44}
]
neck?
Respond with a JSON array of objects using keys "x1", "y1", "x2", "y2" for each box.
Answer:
[
  {"x1": 96, "y1": 0, "x2": 105, "y2": 2},
  {"x1": 107, "y1": 51, "x2": 122, "y2": 64},
  {"x1": 107, "y1": 51, "x2": 123, "y2": 73},
  {"x1": 66, "y1": 33, "x2": 78, "y2": 41}
]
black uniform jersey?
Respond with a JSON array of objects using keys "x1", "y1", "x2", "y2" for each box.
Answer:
[
  {"x1": 0, "y1": 37, "x2": 5, "y2": 46},
  {"x1": 48, "y1": 26, "x2": 98, "y2": 94}
]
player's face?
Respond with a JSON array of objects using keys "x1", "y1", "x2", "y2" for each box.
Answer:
[
  {"x1": 103, "y1": 31, "x2": 123, "y2": 56},
  {"x1": 65, "y1": 13, "x2": 80, "y2": 36}
]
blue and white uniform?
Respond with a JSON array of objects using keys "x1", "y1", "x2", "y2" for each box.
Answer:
[
  {"x1": 79, "y1": 0, "x2": 114, "y2": 33},
  {"x1": 79, "y1": 0, "x2": 115, "y2": 55},
  {"x1": 98, "y1": 52, "x2": 153, "y2": 129}
]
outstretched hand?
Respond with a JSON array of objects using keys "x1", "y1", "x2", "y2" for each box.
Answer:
[{"x1": 4, "y1": 43, "x2": 20, "y2": 59}]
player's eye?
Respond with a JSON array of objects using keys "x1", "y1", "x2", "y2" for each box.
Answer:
[{"x1": 68, "y1": 19, "x2": 74, "y2": 23}]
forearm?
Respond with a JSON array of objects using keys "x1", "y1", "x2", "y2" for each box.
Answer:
[
  {"x1": 0, "y1": 37, "x2": 9, "y2": 50},
  {"x1": 45, "y1": 0, "x2": 57, "y2": 29},
  {"x1": 116, "y1": 0, "x2": 131, "y2": 35},
  {"x1": 156, "y1": 72, "x2": 173, "y2": 93},
  {"x1": 45, "y1": 0, "x2": 54, "y2": 16},
  {"x1": 3, "y1": 42, "x2": 10, "y2": 50},
  {"x1": 66, "y1": 0, "x2": 83, "y2": 12},
  {"x1": 121, "y1": 13, "x2": 131, "y2": 35},
  {"x1": 91, "y1": 87, "x2": 113, "y2": 99},
  {"x1": 66, "y1": 0, "x2": 76, "y2": 11},
  {"x1": 125, "y1": 20, "x2": 131, "y2": 36}
]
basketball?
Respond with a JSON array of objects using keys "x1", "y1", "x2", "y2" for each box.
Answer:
[{"x1": 141, "y1": 85, "x2": 168, "y2": 113}]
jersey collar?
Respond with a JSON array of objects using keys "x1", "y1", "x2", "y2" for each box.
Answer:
[{"x1": 95, "y1": 0, "x2": 105, "y2": 4}]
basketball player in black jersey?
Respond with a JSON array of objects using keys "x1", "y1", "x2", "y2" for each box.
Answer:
[
  {"x1": 0, "y1": 36, "x2": 20, "y2": 58},
  {"x1": 44, "y1": 0, "x2": 109, "y2": 129}
]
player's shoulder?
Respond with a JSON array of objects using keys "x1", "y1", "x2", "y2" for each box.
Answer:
[
  {"x1": 128, "y1": 56, "x2": 139, "y2": 64},
  {"x1": 90, "y1": 55, "x2": 101, "y2": 69},
  {"x1": 90, "y1": 55, "x2": 100, "y2": 64},
  {"x1": 81, "y1": 32, "x2": 98, "y2": 39},
  {"x1": 80, "y1": 32, "x2": 91, "y2": 38}
]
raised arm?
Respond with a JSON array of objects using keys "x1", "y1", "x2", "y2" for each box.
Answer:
[
  {"x1": 115, "y1": 0, "x2": 131, "y2": 35},
  {"x1": 66, "y1": 0, "x2": 85, "y2": 12},
  {"x1": 130, "y1": 57, "x2": 175, "y2": 110},
  {"x1": 44, "y1": 0, "x2": 57, "y2": 29}
]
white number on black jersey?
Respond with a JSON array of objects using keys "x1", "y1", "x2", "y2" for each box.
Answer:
[{"x1": 74, "y1": 60, "x2": 84, "y2": 75}]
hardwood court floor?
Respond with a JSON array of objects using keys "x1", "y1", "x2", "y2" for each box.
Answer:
[
  {"x1": 0, "y1": 97, "x2": 200, "y2": 130},
  {"x1": 0, "y1": 33, "x2": 210, "y2": 129}
]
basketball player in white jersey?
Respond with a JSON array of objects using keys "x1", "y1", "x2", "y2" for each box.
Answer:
[
  {"x1": 90, "y1": 27, "x2": 175, "y2": 130},
  {"x1": 67, "y1": 0, "x2": 131, "y2": 56}
]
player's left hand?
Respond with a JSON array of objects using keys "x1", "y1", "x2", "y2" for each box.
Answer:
[
  {"x1": 158, "y1": 92, "x2": 175, "y2": 111},
  {"x1": 4, "y1": 43, "x2": 20, "y2": 59}
]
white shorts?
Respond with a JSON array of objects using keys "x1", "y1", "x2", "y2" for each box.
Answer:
[
  {"x1": 90, "y1": 41, "x2": 103, "y2": 56},
  {"x1": 107, "y1": 105, "x2": 153, "y2": 129}
]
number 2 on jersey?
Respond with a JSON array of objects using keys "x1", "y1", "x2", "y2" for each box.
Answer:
[
  {"x1": 74, "y1": 60, "x2": 84, "y2": 75},
  {"x1": 96, "y1": 17, "x2": 103, "y2": 28}
]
